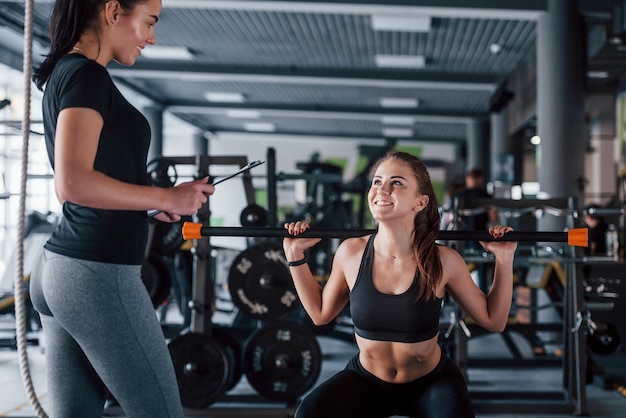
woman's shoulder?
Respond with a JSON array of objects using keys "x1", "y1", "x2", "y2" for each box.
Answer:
[
  {"x1": 437, "y1": 243, "x2": 465, "y2": 263},
  {"x1": 54, "y1": 55, "x2": 109, "y2": 83},
  {"x1": 332, "y1": 235, "x2": 370, "y2": 274},
  {"x1": 436, "y1": 244, "x2": 470, "y2": 287},
  {"x1": 337, "y1": 234, "x2": 370, "y2": 256},
  {"x1": 57, "y1": 54, "x2": 99, "y2": 69}
]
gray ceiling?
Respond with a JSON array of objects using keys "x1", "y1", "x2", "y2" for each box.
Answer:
[{"x1": 0, "y1": 0, "x2": 624, "y2": 145}]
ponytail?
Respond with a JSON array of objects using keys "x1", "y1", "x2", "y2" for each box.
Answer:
[
  {"x1": 33, "y1": 0, "x2": 100, "y2": 90},
  {"x1": 32, "y1": 0, "x2": 146, "y2": 90}
]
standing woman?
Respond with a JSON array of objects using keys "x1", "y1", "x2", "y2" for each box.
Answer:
[
  {"x1": 283, "y1": 151, "x2": 517, "y2": 418},
  {"x1": 29, "y1": 1, "x2": 213, "y2": 417}
]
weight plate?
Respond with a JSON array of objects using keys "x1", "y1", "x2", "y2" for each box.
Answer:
[
  {"x1": 168, "y1": 333, "x2": 229, "y2": 409},
  {"x1": 240, "y1": 204, "x2": 269, "y2": 227},
  {"x1": 213, "y1": 326, "x2": 243, "y2": 391},
  {"x1": 151, "y1": 216, "x2": 193, "y2": 256},
  {"x1": 147, "y1": 157, "x2": 178, "y2": 188},
  {"x1": 141, "y1": 253, "x2": 172, "y2": 308},
  {"x1": 587, "y1": 322, "x2": 621, "y2": 356},
  {"x1": 228, "y1": 243, "x2": 299, "y2": 319},
  {"x1": 242, "y1": 321, "x2": 322, "y2": 401}
]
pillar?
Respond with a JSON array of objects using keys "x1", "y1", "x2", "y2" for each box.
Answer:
[
  {"x1": 466, "y1": 119, "x2": 490, "y2": 177},
  {"x1": 536, "y1": 0, "x2": 586, "y2": 229}
]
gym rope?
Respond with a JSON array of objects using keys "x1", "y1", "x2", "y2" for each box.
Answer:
[{"x1": 16, "y1": 0, "x2": 48, "y2": 416}]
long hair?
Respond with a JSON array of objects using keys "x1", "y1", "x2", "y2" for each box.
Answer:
[
  {"x1": 32, "y1": 0, "x2": 146, "y2": 90},
  {"x1": 369, "y1": 151, "x2": 443, "y2": 300}
]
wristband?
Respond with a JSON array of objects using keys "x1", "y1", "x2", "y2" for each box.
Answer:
[{"x1": 287, "y1": 257, "x2": 307, "y2": 267}]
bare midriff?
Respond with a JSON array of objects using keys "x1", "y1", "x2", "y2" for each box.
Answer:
[{"x1": 356, "y1": 334, "x2": 441, "y2": 383}]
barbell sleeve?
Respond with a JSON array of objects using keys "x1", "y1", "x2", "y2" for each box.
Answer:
[{"x1": 182, "y1": 222, "x2": 588, "y2": 247}]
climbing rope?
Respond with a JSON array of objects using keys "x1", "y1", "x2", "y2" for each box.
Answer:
[{"x1": 16, "y1": 0, "x2": 48, "y2": 416}]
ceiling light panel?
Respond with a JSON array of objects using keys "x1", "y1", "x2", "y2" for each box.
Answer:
[
  {"x1": 587, "y1": 71, "x2": 609, "y2": 79},
  {"x1": 382, "y1": 127, "x2": 414, "y2": 138},
  {"x1": 244, "y1": 122, "x2": 276, "y2": 132},
  {"x1": 380, "y1": 116, "x2": 415, "y2": 125},
  {"x1": 379, "y1": 97, "x2": 419, "y2": 108},
  {"x1": 375, "y1": 55, "x2": 426, "y2": 69},
  {"x1": 204, "y1": 92, "x2": 246, "y2": 103},
  {"x1": 371, "y1": 15, "x2": 431, "y2": 32},
  {"x1": 226, "y1": 109, "x2": 261, "y2": 119},
  {"x1": 141, "y1": 46, "x2": 194, "y2": 60}
]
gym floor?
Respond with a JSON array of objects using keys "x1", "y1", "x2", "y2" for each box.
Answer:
[{"x1": 1, "y1": 309, "x2": 625, "y2": 418}]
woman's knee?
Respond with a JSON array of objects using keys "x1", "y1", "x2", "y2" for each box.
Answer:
[
  {"x1": 414, "y1": 377, "x2": 474, "y2": 418},
  {"x1": 294, "y1": 395, "x2": 316, "y2": 418}
]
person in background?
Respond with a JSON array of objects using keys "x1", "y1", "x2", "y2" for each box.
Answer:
[
  {"x1": 439, "y1": 176, "x2": 465, "y2": 232},
  {"x1": 452, "y1": 167, "x2": 499, "y2": 290},
  {"x1": 453, "y1": 167, "x2": 498, "y2": 235},
  {"x1": 29, "y1": 1, "x2": 214, "y2": 417},
  {"x1": 283, "y1": 151, "x2": 517, "y2": 418}
]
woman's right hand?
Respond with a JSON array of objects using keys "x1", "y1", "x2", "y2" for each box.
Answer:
[
  {"x1": 283, "y1": 221, "x2": 322, "y2": 261},
  {"x1": 153, "y1": 211, "x2": 181, "y2": 223}
]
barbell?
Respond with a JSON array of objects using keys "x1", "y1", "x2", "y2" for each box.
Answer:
[{"x1": 182, "y1": 222, "x2": 589, "y2": 247}]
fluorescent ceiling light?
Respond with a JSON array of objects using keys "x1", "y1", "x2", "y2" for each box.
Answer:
[
  {"x1": 244, "y1": 122, "x2": 276, "y2": 132},
  {"x1": 382, "y1": 127, "x2": 414, "y2": 138},
  {"x1": 587, "y1": 70, "x2": 609, "y2": 79},
  {"x1": 380, "y1": 116, "x2": 415, "y2": 125},
  {"x1": 204, "y1": 92, "x2": 245, "y2": 103},
  {"x1": 371, "y1": 15, "x2": 431, "y2": 32},
  {"x1": 379, "y1": 97, "x2": 419, "y2": 108},
  {"x1": 375, "y1": 54, "x2": 426, "y2": 69},
  {"x1": 141, "y1": 45, "x2": 194, "y2": 60},
  {"x1": 226, "y1": 109, "x2": 261, "y2": 119}
]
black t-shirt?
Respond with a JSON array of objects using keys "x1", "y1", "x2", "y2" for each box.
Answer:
[{"x1": 42, "y1": 54, "x2": 150, "y2": 265}]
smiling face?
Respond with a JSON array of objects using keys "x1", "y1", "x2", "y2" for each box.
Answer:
[
  {"x1": 106, "y1": 0, "x2": 162, "y2": 66},
  {"x1": 368, "y1": 159, "x2": 429, "y2": 222}
]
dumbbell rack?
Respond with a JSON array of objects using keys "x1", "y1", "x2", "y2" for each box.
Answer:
[{"x1": 449, "y1": 196, "x2": 590, "y2": 416}]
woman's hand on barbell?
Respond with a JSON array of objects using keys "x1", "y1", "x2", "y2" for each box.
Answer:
[
  {"x1": 283, "y1": 221, "x2": 322, "y2": 261},
  {"x1": 479, "y1": 225, "x2": 517, "y2": 259}
]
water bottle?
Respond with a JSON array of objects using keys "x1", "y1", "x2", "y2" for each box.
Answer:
[{"x1": 606, "y1": 224, "x2": 618, "y2": 260}]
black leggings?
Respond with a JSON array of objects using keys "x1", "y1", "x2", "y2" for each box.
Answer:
[{"x1": 295, "y1": 353, "x2": 474, "y2": 418}]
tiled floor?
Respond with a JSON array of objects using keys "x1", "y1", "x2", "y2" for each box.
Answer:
[{"x1": 1, "y1": 312, "x2": 625, "y2": 417}]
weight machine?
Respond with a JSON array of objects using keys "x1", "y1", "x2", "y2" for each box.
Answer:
[{"x1": 447, "y1": 196, "x2": 597, "y2": 416}]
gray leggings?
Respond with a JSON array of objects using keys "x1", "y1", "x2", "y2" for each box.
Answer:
[{"x1": 30, "y1": 249, "x2": 184, "y2": 418}]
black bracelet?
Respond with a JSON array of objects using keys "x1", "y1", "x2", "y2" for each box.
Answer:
[{"x1": 287, "y1": 256, "x2": 307, "y2": 267}]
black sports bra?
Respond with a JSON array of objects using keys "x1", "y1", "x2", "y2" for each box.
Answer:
[{"x1": 350, "y1": 234, "x2": 442, "y2": 343}]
